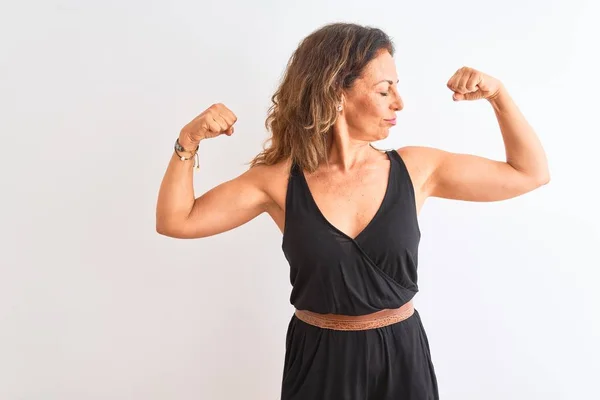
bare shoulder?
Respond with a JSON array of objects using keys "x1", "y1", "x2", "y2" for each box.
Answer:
[
  {"x1": 395, "y1": 146, "x2": 440, "y2": 192},
  {"x1": 247, "y1": 157, "x2": 293, "y2": 213}
]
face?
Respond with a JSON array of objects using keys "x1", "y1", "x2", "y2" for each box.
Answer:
[{"x1": 337, "y1": 50, "x2": 404, "y2": 142}]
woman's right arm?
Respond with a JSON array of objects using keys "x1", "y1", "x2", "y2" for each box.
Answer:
[{"x1": 155, "y1": 104, "x2": 271, "y2": 239}]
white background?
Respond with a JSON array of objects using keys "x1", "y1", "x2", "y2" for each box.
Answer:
[{"x1": 1, "y1": 0, "x2": 598, "y2": 399}]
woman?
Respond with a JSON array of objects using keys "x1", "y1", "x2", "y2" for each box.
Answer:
[{"x1": 156, "y1": 23, "x2": 549, "y2": 400}]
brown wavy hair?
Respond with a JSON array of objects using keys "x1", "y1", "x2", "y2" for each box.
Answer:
[{"x1": 248, "y1": 22, "x2": 395, "y2": 173}]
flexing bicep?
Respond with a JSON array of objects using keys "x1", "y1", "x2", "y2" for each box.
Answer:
[
  {"x1": 163, "y1": 167, "x2": 272, "y2": 239},
  {"x1": 401, "y1": 146, "x2": 547, "y2": 202}
]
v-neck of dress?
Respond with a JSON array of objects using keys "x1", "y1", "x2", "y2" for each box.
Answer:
[{"x1": 298, "y1": 150, "x2": 394, "y2": 242}]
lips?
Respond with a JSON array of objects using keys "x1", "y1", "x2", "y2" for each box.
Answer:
[{"x1": 384, "y1": 118, "x2": 397, "y2": 125}]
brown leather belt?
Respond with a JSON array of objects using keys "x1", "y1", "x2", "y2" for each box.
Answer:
[{"x1": 294, "y1": 300, "x2": 415, "y2": 331}]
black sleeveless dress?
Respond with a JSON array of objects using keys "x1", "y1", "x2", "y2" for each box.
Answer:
[{"x1": 280, "y1": 149, "x2": 439, "y2": 400}]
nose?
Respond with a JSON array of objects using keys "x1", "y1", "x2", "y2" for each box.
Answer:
[{"x1": 392, "y1": 92, "x2": 403, "y2": 111}]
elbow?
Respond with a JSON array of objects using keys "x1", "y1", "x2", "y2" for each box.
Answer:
[
  {"x1": 536, "y1": 170, "x2": 551, "y2": 186},
  {"x1": 156, "y1": 222, "x2": 175, "y2": 237},
  {"x1": 156, "y1": 218, "x2": 183, "y2": 238},
  {"x1": 155, "y1": 209, "x2": 190, "y2": 238},
  {"x1": 156, "y1": 220, "x2": 197, "y2": 239},
  {"x1": 156, "y1": 224, "x2": 187, "y2": 239},
  {"x1": 528, "y1": 170, "x2": 550, "y2": 190},
  {"x1": 516, "y1": 170, "x2": 550, "y2": 196},
  {"x1": 156, "y1": 214, "x2": 169, "y2": 236}
]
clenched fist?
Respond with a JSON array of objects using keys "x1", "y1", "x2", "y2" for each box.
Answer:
[
  {"x1": 178, "y1": 103, "x2": 238, "y2": 150},
  {"x1": 446, "y1": 67, "x2": 503, "y2": 102}
]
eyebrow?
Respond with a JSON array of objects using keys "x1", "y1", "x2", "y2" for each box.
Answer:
[{"x1": 373, "y1": 79, "x2": 399, "y2": 86}]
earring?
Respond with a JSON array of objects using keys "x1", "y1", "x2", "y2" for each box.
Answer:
[{"x1": 337, "y1": 104, "x2": 343, "y2": 112}]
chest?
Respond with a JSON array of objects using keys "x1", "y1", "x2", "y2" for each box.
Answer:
[{"x1": 302, "y1": 163, "x2": 391, "y2": 241}]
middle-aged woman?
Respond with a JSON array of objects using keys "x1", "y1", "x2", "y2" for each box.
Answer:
[{"x1": 156, "y1": 22, "x2": 550, "y2": 400}]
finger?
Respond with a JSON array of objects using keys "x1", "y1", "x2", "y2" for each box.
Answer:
[
  {"x1": 466, "y1": 90, "x2": 485, "y2": 100},
  {"x1": 446, "y1": 69, "x2": 462, "y2": 91},
  {"x1": 225, "y1": 126, "x2": 234, "y2": 135},
  {"x1": 446, "y1": 71, "x2": 459, "y2": 91},
  {"x1": 454, "y1": 90, "x2": 483, "y2": 102},
  {"x1": 205, "y1": 118, "x2": 222, "y2": 133},
  {"x1": 453, "y1": 92, "x2": 464, "y2": 101},
  {"x1": 212, "y1": 114, "x2": 229, "y2": 132},
  {"x1": 456, "y1": 70, "x2": 472, "y2": 94},
  {"x1": 465, "y1": 73, "x2": 482, "y2": 92},
  {"x1": 223, "y1": 107, "x2": 238, "y2": 125},
  {"x1": 215, "y1": 104, "x2": 238, "y2": 125},
  {"x1": 218, "y1": 111, "x2": 236, "y2": 128}
]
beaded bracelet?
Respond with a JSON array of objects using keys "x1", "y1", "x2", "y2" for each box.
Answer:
[{"x1": 174, "y1": 138, "x2": 200, "y2": 171}]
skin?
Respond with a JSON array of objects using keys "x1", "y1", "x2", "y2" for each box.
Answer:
[{"x1": 157, "y1": 50, "x2": 550, "y2": 253}]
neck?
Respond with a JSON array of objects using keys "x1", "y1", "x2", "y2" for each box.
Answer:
[{"x1": 323, "y1": 126, "x2": 380, "y2": 172}]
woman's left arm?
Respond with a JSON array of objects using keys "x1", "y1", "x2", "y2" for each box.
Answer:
[{"x1": 403, "y1": 67, "x2": 550, "y2": 202}]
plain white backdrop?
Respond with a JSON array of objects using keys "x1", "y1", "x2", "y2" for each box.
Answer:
[{"x1": 1, "y1": 0, "x2": 598, "y2": 399}]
